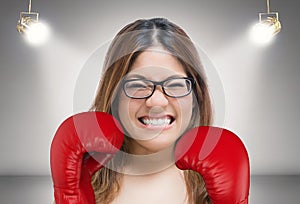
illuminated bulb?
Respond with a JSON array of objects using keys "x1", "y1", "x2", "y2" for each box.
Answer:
[
  {"x1": 250, "y1": 23, "x2": 274, "y2": 45},
  {"x1": 250, "y1": 17, "x2": 281, "y2": 45},
  {"x1": 25, "y1": 22, "x2": 50, "y2": 46}
]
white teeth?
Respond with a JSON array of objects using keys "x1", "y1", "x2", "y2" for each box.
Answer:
[{"x1": 142, "y1": 118, "x2": 171, "y2": 126}]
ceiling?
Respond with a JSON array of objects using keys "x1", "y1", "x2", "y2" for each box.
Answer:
[{"x1": 0, "y1": 0, "x2": 299, "y2": 176}]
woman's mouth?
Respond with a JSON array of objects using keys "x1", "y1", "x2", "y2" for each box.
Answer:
[{"x1": 138, "y1": 116, "x2": 175, "y2": 127}]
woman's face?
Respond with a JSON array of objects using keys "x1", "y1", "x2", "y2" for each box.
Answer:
[{"x1": 117, "y1": 48, "x2": 194, "y2": 155}]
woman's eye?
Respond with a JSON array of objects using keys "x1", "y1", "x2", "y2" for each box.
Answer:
[
  {"x1": 166, "y1": 83, "x2": 185, "y2": 88},
  {"x1": 126, "y1": 81, "x2": 149, "y2": 89},
  {"x1": 130, "y1": 84, "x2": 147, "y2": 88}
]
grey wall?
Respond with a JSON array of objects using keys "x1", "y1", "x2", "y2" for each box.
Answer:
[{"x1": 0, "y1": 0, "x2": 299, "y2": 176}]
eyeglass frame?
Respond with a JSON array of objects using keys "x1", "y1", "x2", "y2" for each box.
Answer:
[{"x1": 121, "y1": 77, "x2": 195, "y2": 99}]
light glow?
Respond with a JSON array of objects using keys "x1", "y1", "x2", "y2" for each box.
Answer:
[
  {"x1": 24, "y1": 22, "x2": 50, "y2": 46},
  {"x1": 250, "y1": 22, "x2": 275, "y2": 45}
]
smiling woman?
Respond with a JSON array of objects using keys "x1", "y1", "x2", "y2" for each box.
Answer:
[{"x1": 90, "y1": 18, "x2": 213, "y2": 204}]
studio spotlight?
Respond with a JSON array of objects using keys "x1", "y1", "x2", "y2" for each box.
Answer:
[
  {"x1": 17, "y1": 0, "x2": 50, "y2": 46},
  {"x1": 250, "y1": 0, "x2": 281, "y2": 45}
]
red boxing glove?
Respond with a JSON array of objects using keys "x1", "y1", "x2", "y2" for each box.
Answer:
[
  {"x1": 50, "y1": 112, "x2": 124, "y2": 204},
  {"x1": 175, "y1": 126, "x2": 250, "y2": 204}
]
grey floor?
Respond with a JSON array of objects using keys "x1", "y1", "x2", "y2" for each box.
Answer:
[{"x1": 0, "y1": 175, "x2": 299, "y2": 203}]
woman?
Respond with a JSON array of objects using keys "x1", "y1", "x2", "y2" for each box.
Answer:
[{"x1": 90, "y1": 17, "x2": 212, "y2": 204}]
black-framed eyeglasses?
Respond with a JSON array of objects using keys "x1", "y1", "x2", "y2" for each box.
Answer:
[{"x1": 122, "y1": 77, "x2": 195, "y2": 99}]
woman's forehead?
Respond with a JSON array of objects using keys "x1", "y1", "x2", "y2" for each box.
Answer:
[{"x1": 128, "y1": 49, "x2": 187, "y2": 79}]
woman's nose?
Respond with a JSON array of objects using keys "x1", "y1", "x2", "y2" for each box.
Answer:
[{"x1": 145, "y1": 86, "x2": 169, "y2": 107}]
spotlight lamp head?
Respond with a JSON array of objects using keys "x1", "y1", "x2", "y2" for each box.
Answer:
[
  {"x1": 16, "y1": 0, "x2": 50, "y2": 45},
  {"x1": 16, "y1": 12, "x2": 39, "y2": 34},
  {"x1": 251, "y1": 0, "x2": 282, "y2": 45},
  {"x1": 258, "y1": 12, "x2": 281, "y2": 36}
]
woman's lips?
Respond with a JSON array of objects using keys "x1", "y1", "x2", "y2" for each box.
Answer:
[{"x1": 138, "y1": 115, "x2": 175, "y2": 129}]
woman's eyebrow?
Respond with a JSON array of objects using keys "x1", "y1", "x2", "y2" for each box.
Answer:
[
  {"x1": 125, "y1": 74, "x2": 147, "y2": 80},
  {"x1": 125, "y1": 74, "x2": 187, "y2": 80},
  {"x1": 165, "y1": 74, "x2": 187, "y2": 79}
]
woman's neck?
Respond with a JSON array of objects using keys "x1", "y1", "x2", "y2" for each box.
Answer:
[{"x1": 122, "y1": 144, "x2": 176, "y2": 176}]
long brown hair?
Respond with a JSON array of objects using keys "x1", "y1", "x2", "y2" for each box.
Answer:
[{"x1": 90, "y1": 18, "x2": 212, "y2": 204}]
